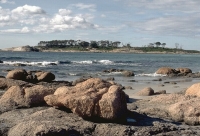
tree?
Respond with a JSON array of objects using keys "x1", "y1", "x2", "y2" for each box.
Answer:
[
  {"x1": 148, "y1": 43, "x2": 154, "y2": 47},
  {"x1": 155, "y1": 42, "x2": 161, "y2": 47},
  {"x1": 161, "y1": 43, "x2": 166, "y2": 48},
  {"x1": 90, "y1": 41, "x2": 98, "y2": 48}
]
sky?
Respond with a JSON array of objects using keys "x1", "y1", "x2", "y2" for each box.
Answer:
[{"x1": 0, "y1": 0, "x2": 200, "y2": 50}]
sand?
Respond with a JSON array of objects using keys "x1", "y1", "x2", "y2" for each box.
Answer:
[{"x1": 114, "y1": 76, "x2": 200, "y2": 99}]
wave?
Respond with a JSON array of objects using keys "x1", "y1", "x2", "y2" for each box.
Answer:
[
  {"x1": 1, "y1": 59, "x2": 142, "y2": 67},
  {"x1": 3, "y1": 61, "x2": 59, "y2": 66},
  {"x1": 136, "y1": 73, "x2": 167, "y2": 77}
]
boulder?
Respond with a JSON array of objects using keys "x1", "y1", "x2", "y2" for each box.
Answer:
[
  {"x1": 136, "y1": 87, "x2": 154, "y2": 96},
  {"x1": 168, "y1": 97, "x2": 200, "y2": 125},
  {"x1": 44, "y1": 78, "x2": 127, "y2": 120},
  {"x1": 35, "y1": 71, "x2": 55, "y2": 82},
  {"x1": 6, "y1": 69, "x2": 28, "y2": 81},
  {"x1": 155, "y1": 67, "x2": 177, "y2": 75},
  {"x1": 122, "y1": 71, "x2": 134, "y2": 77},
  {"x1": 0, "y1": 85, "x2": 54, "y2": 112},
  {"x1": 0, "y1": 78, "x2": 33, "y2": 90},
  {"x1": 176, "y1": 68, "x2": 192, "y2": 74},
  {"x1": 154, "y1": 90, "x2": 166, "y2": 95},
  {"x1": 185, "y1": 83, "x2": 200, "y2": 97}
]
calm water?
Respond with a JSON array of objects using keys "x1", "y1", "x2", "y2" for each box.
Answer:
[{"x1": 1, "y1": 51, "x2": 200, "y2": 82}]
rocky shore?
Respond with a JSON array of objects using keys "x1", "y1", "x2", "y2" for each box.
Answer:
[{"x1": 1, "y1": 68, "x2": 200, "y2": 135}]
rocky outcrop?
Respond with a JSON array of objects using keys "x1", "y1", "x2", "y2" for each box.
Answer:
[
  {"x1": 0, "y1": 77, "x2": 33, "y2": 90},
  {"x1": 168, "y1": 97, "x2": 200, "y2": 125},
  {"x1": 35, "y1": 71, "x2": 55, "y2": 82},
  {"x1": 44, "y1": 78, "x2": 127, "y2": 120},
  {"x1": 185, "y1": 83, "x2": 200, "y2": 97},
  {"x1": 155, "y1": 67, "x2": 177, "y2": 75},
  {"x1": 2, "y1": 45, "x2": 39, "y2": 52},
  {"x1": 5, "y1": 69, "x2": 55, "y2": 83},
  {"x1": 6, "y1": 69, "x2": 28, "y2": 81},
  {"x1": 122, "y1": 70, "x2": 135, "y2": 77},
  {"x1": 136, "y1": 87, "x2": 154, "y2": 96},
  {"x1": 176, "y1": 68, "x2": 192, "y2": 74},
  {"x1": 0, "y1": 85, "x2": 54, "y2": 112},
  {"x1": 156, "y1": 67, "x2": 193, "y2": 76}
]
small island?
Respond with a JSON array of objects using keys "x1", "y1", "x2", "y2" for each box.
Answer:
[{"x1": 2, "y1": 40, "x2": 200, "y2": 54}]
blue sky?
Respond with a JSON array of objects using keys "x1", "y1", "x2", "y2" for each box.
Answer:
[{"x1": 0, "y1": 0, "x2": 200, "y2": 50}]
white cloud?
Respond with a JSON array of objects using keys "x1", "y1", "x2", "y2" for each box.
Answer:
[
  {"x1": 132, "y1": 15, "x2": 200, "y2": 37},
  {"x1": 58, "y1": 9, "x2": 72, "y2": 16},
  {"x1": 123, "y1": 0, "x2": 200, "y2": 13},
  {"x1": 0, "y1": 0, "x2": 7, "y2": 3},
  {"x1": 0, "y1": 26, "x2": 31, "y2": 33},
  {"x1": 11, "y1": 5, "x2": 46, "y2": 15},
  {"x1": 70, "y1": 3, "x2": 96, "y2": 12},
  {"x1": 0, "y1": 0, "x2": 15, "y2": 4}
]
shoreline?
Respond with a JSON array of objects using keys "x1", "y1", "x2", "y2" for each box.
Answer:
[{"x1": 1, "y1": 48, "x2": 200, "y2": 54}]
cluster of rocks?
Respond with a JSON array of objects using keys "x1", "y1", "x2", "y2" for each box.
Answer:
[
  {"x1": 6, "y1": 69, "x2": 55, "y2": 83},
  {"x1": 103, "y1": 69, "x2": 134, "y2": 77},
  {"x1": 155, "y1": 67, "x2": 200, "y2": 78},
  {"x1": 130, "y1": 82, "x2": 200, "y2": 126},
  {"x1": 1, "y1": 68, "x2": 200, "y2": 135}
]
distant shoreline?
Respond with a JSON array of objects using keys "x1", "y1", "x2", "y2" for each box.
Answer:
[{"x1": 1, "y1": 45, "x2": 200, "y2": 54}]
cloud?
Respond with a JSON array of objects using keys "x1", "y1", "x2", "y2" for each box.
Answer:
[
  {"x1": 118, "y1": 0, "x2": 200, "y2": 37},
  {"x1": 70, "y1": 3, "x2": 96, "y2": 12},
  {"x1": 40, "y1": 9, "x2": 98, "y2": 32},
  {"x1": 11, "y1": 4, "x2": 46, "y2": 15},
  {"x1": 123, "y1": 0, "x2": 200, "y2": 12},
  {"x1": 0, "y1": 27, "x2": 31, "y2": 33},
  {"x1": 0, "y1": 0, "x2": 7, "y2": 3},
  {"x1": 0, "y1": 0, "x2": 15, "y2": 4},
  {"x1": 131, "y1": 15, "x2": 200, "y2": 37}
]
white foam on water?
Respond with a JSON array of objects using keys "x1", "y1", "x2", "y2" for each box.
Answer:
[
  {"x1": 136, "y1": 73, "x2": 167, "y2": 77},
  {"x1": 98, "y1": 60, "x2": 113, "y2": 65}
]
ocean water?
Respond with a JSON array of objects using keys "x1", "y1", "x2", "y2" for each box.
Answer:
[{"x1": 1, "y1": 51, "x2": 200, "y2": 83}]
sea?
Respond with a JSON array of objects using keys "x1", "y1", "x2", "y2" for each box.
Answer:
[{"x1": 1, "y1": 51, "x2": 200, "y2": 85}]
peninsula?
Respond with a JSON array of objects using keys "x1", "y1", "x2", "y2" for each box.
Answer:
[{"x1": 2, "y1": 40, "x2": 200, "y2": 54}]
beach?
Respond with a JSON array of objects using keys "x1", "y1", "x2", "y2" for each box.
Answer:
[{"x1": 1, "y1": 52, "x2": 200, "y2": 135}]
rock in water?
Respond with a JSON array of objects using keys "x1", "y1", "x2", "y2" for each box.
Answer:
[
  {"x1": 176, "y1": 68, "x2": 192, "y2": 74},
  {"x1": 44, "y1": 78, "x2": 127, "y2": 120},
  {"x1": 155, "y1": 67, "x2": 177, "y2": 75},
  {"x1": 6, "y1": 69, "x2": 28, "y2": 81},
  {"x1": 35, "y1": 71, "x2": 55, "y2": 82}
]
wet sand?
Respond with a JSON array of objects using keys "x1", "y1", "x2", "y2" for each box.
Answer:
[{"x1": 114, "y1": 76, "x2": 200, "y2": 99}]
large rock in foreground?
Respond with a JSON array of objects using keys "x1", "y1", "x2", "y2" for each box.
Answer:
[
  {"x1": 44, "y1": 78, "x2": 127, "y2": 120},
  {"x1": 0, "y1": 85, "x2": 54, "y2": 112},
  {"x1": 185, "y1": 83, "x2": 200, "y2": 97},
  {"x1": 168, "y1": 97, "x2": 200, "y2": 125}
]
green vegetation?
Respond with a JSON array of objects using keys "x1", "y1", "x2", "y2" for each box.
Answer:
[
  {"x1": 133, "y1": 47, "x2": 200, "y2": 53},
  {"x1": 35, "y1": 40, "x2": 200, "y2": 54}
]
